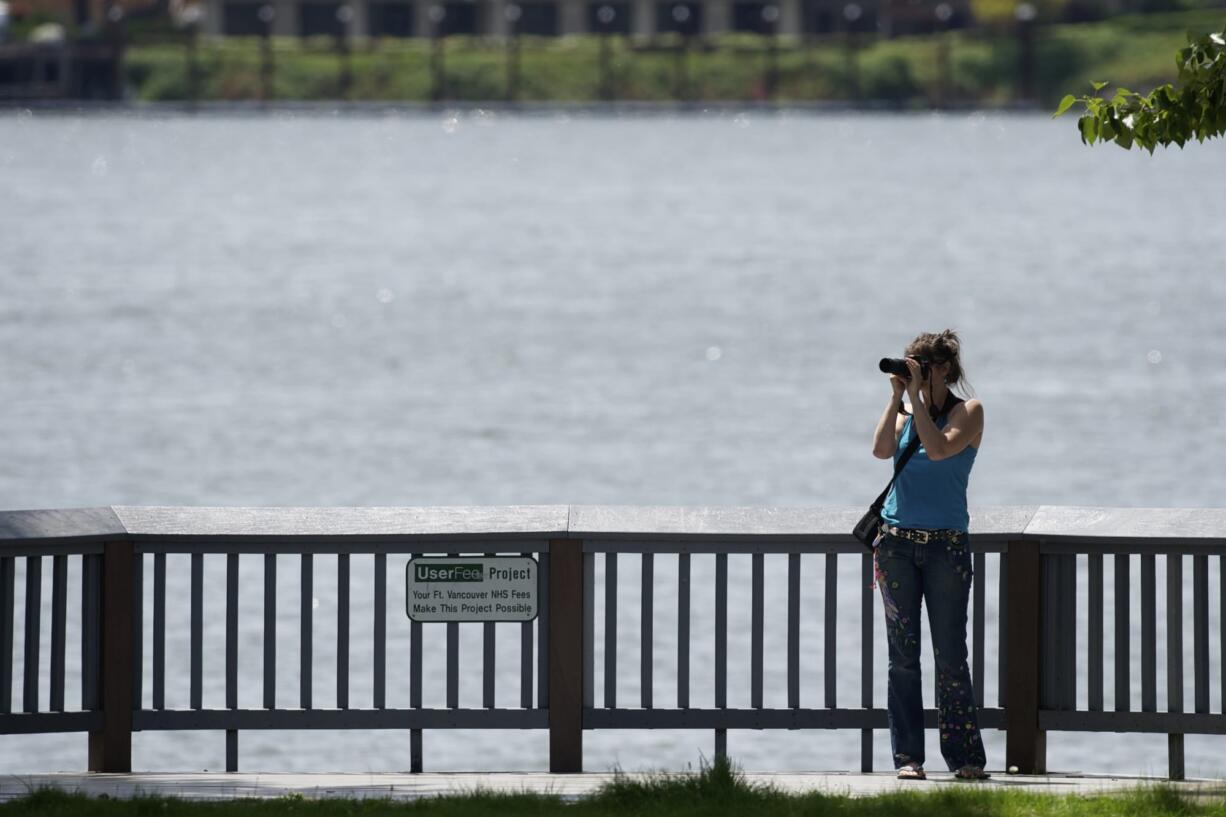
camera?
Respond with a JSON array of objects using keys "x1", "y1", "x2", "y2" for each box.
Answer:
[{"x1": 879, "y1": 356, "x2": 929, "y2": 380}]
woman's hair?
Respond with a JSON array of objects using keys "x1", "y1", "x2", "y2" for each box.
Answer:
[{"x1": 905, "y1": 329, "x2": 973, "y2": 396}]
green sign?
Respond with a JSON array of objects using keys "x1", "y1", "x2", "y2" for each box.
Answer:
[{"x1": 406, "y1": 556, "x2": 538, "y2": 622}]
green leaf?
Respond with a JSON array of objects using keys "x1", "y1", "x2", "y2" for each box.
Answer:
[
  {"x1": 1091, "y1": 80, "x2": 1108, "y2": 92},
  {"x1": 1077, "y1": 115, "x2": 1095, "y2": 144},
  {"x1": 1053, "y1": 94, "x2": 1077, "y2": 118}
]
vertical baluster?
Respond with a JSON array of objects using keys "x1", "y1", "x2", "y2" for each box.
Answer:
[
  {"x1": 973, "y1": 550, "x2": 985, "y2": 708},
  {"x1": 677, "y1": 552, "x2": 690, "y2": 710},
  {"x1": 1062, "y1": 554, "x2": 1077, "y2": 708},
  {"x1": 1221, "y1": 556, "x2": 1225, "y2": 718},
  {"x1": 1088, "y1": 552, "x2": 1103, "y2": 712},
  {"x1": 824, "y1": 552, "x2": 837, "y2": 709},
  {"x1": 0, "y1": 556, "x2": 13, "y2": 714},
  {"x1": 483, "y1": 554, "x2": 495, "y2": 710},
  {"x1": 410, "y1": 556, "x2": 423, "y2": 773},
  {"x1": 520, "y1": 552, "x2": 534, "y2": 709},
  {"x1": 714, "y1": 552, "x2": 727, "y2": 757},
  {"x1": 226, "y1": 553, "x2": 239, "y2": 772},
  {"x1": 1167, "y1": 553, "x2": 1184, "y2": 780},
  {"x1": 520, "y1": 615, "x2": 533, "y2": 708},
  {"x1": 374, "y1": 553, "x2": 386, "y2": 710},
  {"x1": 50, "y1": 554, "x2": 67, "y2": 712},
  {"x1": 538, "y1": 551, "x2": 550, "y2": 708},
  {"x1": 301, "y1": 553, "x2": 313, "y2": 711},
  {"x1": 604, "y1": 553, "x2": 617, "y2": 709},
  {"x1": 1141, "y1": 555, "x2": 1156, "y2": 712},
  {"x1": 446, "y1": 551, "x2": 460, "y2": 711},
  {"x1": 1114, "y1": 553, "x2": 1130, "y2": 712},
  {"x1": 482, "y1": 618, "x2": 495, "y2": 709},
  {"x1": 337, "y1": 553, "x2": 349, "y2": 710},
  {"x1": 22, "y1": 556, "x2": 41, "y2": 713},
  {"x1": 642, "y1": 552, "x2": 654, "y2": 710},
  {"x1": 1193, "y1": 554, "x2": 1208, "y2": 715},
  {"x1": 82, "y1": 554, "x2": 102, "y2": 712},
  {"x1": 191, "y1": 553, "x2": 203, "y2": 711},
  {"x1": 998, "y1": 553, "x2": 1008, "y2": 707},
  {"x1": 860, "y1": 550, "x2": 873, "y2": 772},
  {"x1": 715, "y1": 553, "x2": 727, "y2": 709},
  {"x1": 225, "y1": 554, "x2": 239, "y2": 686},
  {"x1": 1165, "y1": 557, "x2": 1183, "y2": 687},
  {"x1": 263, "y1": 554, "x2": 276, "y2": 710},
  {"x1": 153, "y1": 553, "x2": 165, "y2": 711},
  {"x1": 750, "y1": 553, "x2": 763, "y2": 710},
  {"x1": 787, "y1": 553, "x2": 799, "y2": 709},
  {"x1": 131, "y1": 554, "x2": 143, "y2": 711}
]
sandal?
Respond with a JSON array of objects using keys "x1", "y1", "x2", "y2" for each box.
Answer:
[
  {"x1": 897, "y1": 762, "x2": 926, "y2": 780},
  {"x1": 954, "y1": 766, "x2": 990, "y2": 780}
]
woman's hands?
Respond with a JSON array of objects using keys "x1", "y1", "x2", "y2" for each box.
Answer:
[{"x1": 902, "y1": 357, "x2": 925, "y2": 403}]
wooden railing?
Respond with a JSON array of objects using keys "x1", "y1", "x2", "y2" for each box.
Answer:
[{"x1": 1, "y1": 505, "x2": 1223, "y2": 778}]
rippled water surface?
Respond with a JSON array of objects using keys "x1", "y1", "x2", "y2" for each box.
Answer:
[{"x1": 1, "y1": 109, "x2": 1224, "y2": 777}]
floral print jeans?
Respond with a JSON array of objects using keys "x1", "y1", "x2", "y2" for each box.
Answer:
[{"x1": 873, "y1": 531, "x2": 986, "y2": 771}]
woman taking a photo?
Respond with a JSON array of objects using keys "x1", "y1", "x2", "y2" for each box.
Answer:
[{"x1": 870, "y1": 329, "x2": 987, "y2": 781}]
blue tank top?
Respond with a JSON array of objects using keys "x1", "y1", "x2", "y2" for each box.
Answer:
[{"x1": 881, "y1": 411, "x2": 977, "y2": 532}]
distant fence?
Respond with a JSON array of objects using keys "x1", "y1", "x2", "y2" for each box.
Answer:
[
  {"x1": 2, "y1": 505, "x2": 1224, "y2": 778},
  {"x1": 0, "y1": 41, "x2": 123, "y2": 101}
]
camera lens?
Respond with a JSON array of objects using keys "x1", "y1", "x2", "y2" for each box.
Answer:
[{"x1": 879, "y1": 358, "x2": 910, "y2": 378}]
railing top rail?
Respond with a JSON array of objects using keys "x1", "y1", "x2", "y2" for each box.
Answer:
[
  {"x1": 113, "y1": 505, "x2": 572, "y2": 544},
  {"x1": 0, "y1": 507, "x2": 125, "y2": 550},
  {"x1": 1026, "y1": 505, "x2": 1226, "y2": 546},
  {"x1": 0, "y1": 505, "x2": 570, "y2": 549},
  {"x1": 2, "y1": 504, "x2": 1225, "y2": 551}
]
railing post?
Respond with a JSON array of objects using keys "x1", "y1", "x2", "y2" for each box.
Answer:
[
  {"x1": 548, "y1": 538, "x2": 584, "y2": 772},
  {"x1": 1004, "y1": 538, "x2": 1045, "y2": 773},
  {"x1": 88, "y1": 539, "x2": 135, "y2": 773}
]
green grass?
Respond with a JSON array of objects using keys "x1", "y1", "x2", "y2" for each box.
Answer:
[
  {"x1": 3, "y1": 757, "x2": 1226, "y2": 817},
  {"x1": 115, "y1": 9, "x2": 1226, "y2": 105}
]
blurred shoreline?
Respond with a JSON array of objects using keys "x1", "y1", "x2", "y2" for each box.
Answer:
[
  {"x1": 0, "y1": 97, "x2": 1045, "y2": 114},
  {"x1": 2, "y1": 9, "x2": 1223, "y2": 107}
]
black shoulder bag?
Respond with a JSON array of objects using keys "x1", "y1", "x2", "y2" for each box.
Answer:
[{"x1": 852, "y1": 396, "x2": 962, "y2": 549}]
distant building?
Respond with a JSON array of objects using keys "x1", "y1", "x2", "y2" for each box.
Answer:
[
  {"x1": 1, "y1": 0, "x2": 149, "y2": 99},
  {"x1": 196, "y1": 0, "x2": 972, "y2": 38}
]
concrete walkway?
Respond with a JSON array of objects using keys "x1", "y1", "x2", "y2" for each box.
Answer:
[{"x1": 3, "y1": 771, "x2": 1225, "y2": 802}]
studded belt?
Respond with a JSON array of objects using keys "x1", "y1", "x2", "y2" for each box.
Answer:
[{"x1": 881, "y1": 524, "x2": 965, "y2": 545}]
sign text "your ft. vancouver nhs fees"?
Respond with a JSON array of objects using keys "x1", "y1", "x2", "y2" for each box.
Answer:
[{"x1": 405, "y1": 556, "x2": 538, "y2": 622}]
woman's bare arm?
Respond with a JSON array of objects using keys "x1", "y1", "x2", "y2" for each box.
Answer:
[
  {"x1": 908, "y1": 399, "x2": 983, "y2": 461},
  {"x1": 872, "y1": 379, "x2": 908, "y2": 459}
]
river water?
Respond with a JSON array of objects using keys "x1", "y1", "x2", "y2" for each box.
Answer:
[{"x1": 1, "y1": 108, "x2": 1224, "y2": 777}]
